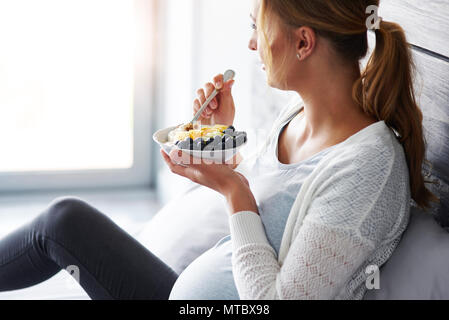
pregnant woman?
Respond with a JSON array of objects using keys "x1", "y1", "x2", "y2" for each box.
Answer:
[{"x1": 0, "y1": 0, "x2": 438, "y2": 299}]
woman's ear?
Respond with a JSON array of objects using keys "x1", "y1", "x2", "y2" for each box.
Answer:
[{"x1": 294, "y1": 26, "x2": 316, "y2": 60}]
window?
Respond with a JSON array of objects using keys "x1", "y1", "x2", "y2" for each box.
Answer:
[{"x1": 0, "y1": 0, "x2": 154, "y2": 192}]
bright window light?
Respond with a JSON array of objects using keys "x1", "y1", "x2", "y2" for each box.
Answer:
[{"x1": 0, "y1": 0, "x2": 135, "y2": 172}]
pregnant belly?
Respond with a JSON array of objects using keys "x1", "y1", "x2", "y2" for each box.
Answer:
[{"x1": 169, "y1": 236, "x2": 240, "y2": 300}]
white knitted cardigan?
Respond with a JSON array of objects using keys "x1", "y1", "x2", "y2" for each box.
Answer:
[{"x1": 231, "y1": 97, "x2": 411, "y2": 300}]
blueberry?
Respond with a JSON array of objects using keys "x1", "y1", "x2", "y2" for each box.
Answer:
[
  {"x1": 177, "y1": 140, "x2": 189, "y2": 150},
  {"x1": 223, "y1": 125, "x2": 235, "y2": 135},
  {"x1": 221, "y1": 134, "x2": 232, "y2": 142},
  {"x1": 204, "y1": 137, "x2": 214, "y2": 146},
  {"x1": 223, "y1": 136, "x2": 235, "y2": 150},
  {"x1": 209, "y1": 136, "x2": 222, "y2": 151},
  {"x1": 194, "y1": 137, "x2": 202, "y2": 145},
  {"x1": 241, "y1": 132, "x2": 248, "y2": 143},
  {"x1": 193, "y1": 140, "x2": 202, "y2": 151},
  {"x1": 185, "y1": 137, "x2": 193, "y2": 150},
  {"x1": 193, "y1": 138, "x2": 203, "y2": 148},
  {"x1": 203, "y1": 137, "x2": 215, "y2": 151},
  {"x1": 235, "y1": 133, "x2": 245, "y2": 147},
  {"x1": 234, "y1": 131, "x2": 247, "y2": 143},
  {"x1": 221, "y1": 135, "x2": 232, "y2": 150},
  {"x1": 177, "y1": 144, "x2": 184, "y2": 150}
]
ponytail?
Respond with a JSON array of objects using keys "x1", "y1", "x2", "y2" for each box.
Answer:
[{"x1": 353, "y1": 20, "x2": 439, "y2": 210}]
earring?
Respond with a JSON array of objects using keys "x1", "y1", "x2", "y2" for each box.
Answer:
[{"x1": 296, "y1": 53, "x2": 301, "y2": 61}]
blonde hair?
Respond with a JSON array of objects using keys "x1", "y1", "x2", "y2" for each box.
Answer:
[{"x1": 257, "y1": 0, "x2": 439, "y2": 210}]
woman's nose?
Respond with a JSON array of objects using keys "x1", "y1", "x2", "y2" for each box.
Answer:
[{"x1": 248, "y1": 38, "x2": 257, "y2": 51}]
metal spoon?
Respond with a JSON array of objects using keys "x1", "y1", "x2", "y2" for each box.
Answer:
[{"x1": 188, "y1": 69, "x2": 236, "y2": 126}]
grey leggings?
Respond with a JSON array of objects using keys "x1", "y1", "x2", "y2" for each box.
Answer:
[{"x1": 0, "y1": 197, "x2": 178, "y2": 300}]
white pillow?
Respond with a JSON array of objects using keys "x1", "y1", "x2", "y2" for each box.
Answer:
[
  {"x1": 136, "y1": 185, "x2": 230, "y2": 275},
  {"x1": 364, "y1": 206, "x2": 449, "y2": 299}
]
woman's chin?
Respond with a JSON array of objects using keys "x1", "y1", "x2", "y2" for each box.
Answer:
[
  {"x1": 266, "y1": 78, "x2": 277, "y2": 89},
  {"x1": 266, "y1": 76, "x2": 284, "y2": 90},
  {"x1": 261, "y1": 67, "x2": 281, "y2": 90}
]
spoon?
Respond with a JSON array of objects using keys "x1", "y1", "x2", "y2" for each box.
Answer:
[{"x1": 187, "y1": 69, "x2": 236, "y2": 128}]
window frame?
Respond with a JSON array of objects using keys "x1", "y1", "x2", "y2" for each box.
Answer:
[{"x1": 0, "y1": 0, "x2": 155, "y2": 193}]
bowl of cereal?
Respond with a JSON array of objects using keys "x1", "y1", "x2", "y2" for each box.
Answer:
[{"x1": 153, "y1": 123, "x2": 247, "y2": 162}]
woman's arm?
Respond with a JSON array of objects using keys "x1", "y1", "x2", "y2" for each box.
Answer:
[
  {"x1": 224, "y1": 179, "x2": 258, "y2": 214},
  {"x1": 229, "y1": 212, "x2": 373, "y2": 299}
]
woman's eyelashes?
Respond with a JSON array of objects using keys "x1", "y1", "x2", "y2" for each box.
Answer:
[{"x1": 250, "y1": 22, "x2": 257, "y2": 31}]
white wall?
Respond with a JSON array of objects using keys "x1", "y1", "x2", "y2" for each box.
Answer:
[{"x1": 194, "y1": 0, "x2": 253, "y2": 128}]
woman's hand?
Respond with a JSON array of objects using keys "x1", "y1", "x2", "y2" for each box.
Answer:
[
  {"x1": 161, "y1": 149, "x2": 258, "y2": 215},
  {"x1": 193, "y1": 73, "x2": 235, "y2": 126}
]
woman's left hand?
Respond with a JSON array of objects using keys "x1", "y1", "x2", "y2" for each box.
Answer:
[{"x1": 161, "y1": 149, "x2": 259, "y2": 215}]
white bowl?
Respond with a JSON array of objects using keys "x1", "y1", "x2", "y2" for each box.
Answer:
[{"x1": 153, "y1": 125, "x2": 247, "y2": 163}]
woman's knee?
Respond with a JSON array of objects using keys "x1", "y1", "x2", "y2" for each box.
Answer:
[{"x1": 38, "y1": 197, "x2": 103, "y2": 238}]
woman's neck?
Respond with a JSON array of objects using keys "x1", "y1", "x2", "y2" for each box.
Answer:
[{"x1": 294, "y1": 65, "x2": 376, "y2": 142}]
